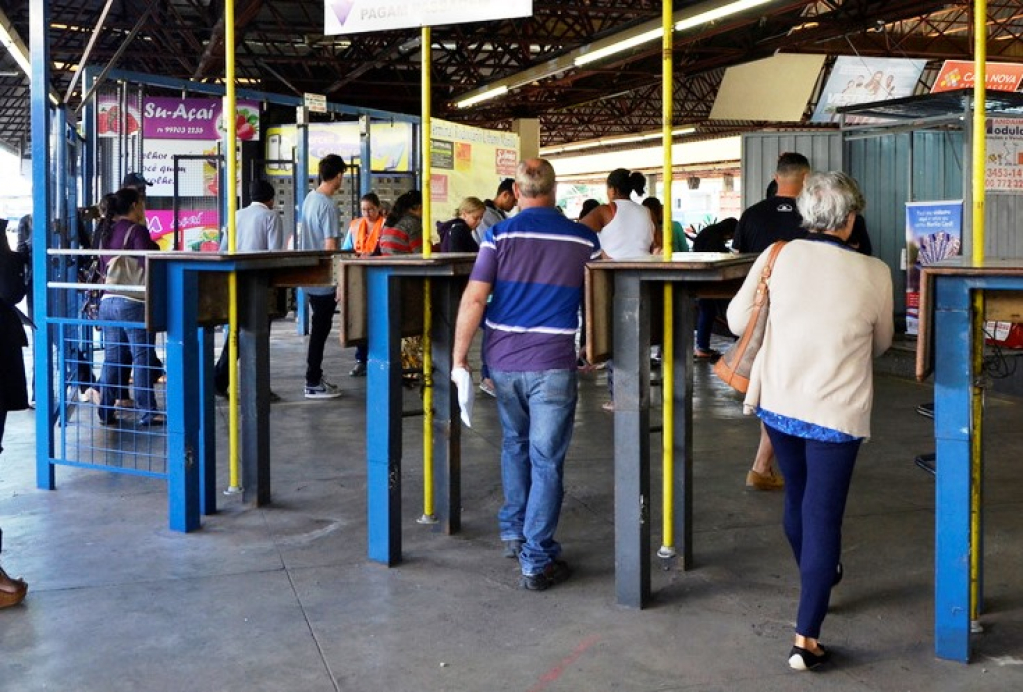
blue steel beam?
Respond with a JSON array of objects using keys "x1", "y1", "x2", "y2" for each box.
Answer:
[
  {"x1": 933, "y1": 276, "x2": 973, "y2": 663},
  {"x1": 366, "y1": 267, "x2": 403, "y2": 565},
  {"x1": 163, "y1": 264, "x2": 202, "y2": 532},
  {"x1": 31, "y1": 0, "x2": 54, "y2": 491},
  {"x1": 294, "y1": 118, "x2": 310, "y2": 335},
  {"x1": 98, "y1": 68, "x2": 420, "y2": 124}
]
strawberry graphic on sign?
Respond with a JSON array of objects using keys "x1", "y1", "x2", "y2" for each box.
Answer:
[{"x1": 97, "y1": 101, "x2": 141, "y2": 138}]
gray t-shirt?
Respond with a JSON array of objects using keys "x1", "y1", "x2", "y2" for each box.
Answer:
[{"x1": 300, "y1": 190, "x2": 340, "y2": 295}]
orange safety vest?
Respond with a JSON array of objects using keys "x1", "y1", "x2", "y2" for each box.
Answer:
[{"x1": 348, "y1": 216, "x2": 385, "y2": 254}]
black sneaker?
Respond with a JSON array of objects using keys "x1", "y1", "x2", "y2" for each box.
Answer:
[
  {"x1": 788, "y1": 644, "x2": 830, "y2": 671},
  {"x1": 350, "y1": 361, "x2": 367, "y2": 377},
  {"x1": 520, "y1": 560, "x2": 572, "y2": 591},
  {"x1": 503, "y1": 539, "x2": 522, "y2": 559}
]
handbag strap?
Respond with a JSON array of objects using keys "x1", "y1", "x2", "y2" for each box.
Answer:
[
  {"x1": 753, "y1": 240, "x2": 787, "y2": 307},
  {"x1": 120, "y1": 223, "x2": 137, "y2": 251}
]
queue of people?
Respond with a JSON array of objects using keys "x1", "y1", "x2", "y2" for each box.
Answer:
[{"x1": 3, "y1": 152, "x2": 893, "y2": 674}]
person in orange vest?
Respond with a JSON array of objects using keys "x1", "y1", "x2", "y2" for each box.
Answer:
[
  {"x1": 343, "y1": 192, "x2": 386, "y2": 376},
  {"x1": 342, "y1": 192, "x2": 385, "y2": 256}
]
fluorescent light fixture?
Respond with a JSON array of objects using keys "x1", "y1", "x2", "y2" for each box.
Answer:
[
  {"x1": 574, "y1": 28, "x2": 662, "y2": 67},
  {"x1": 455, "y1": 85, "x2": 508, "y2": 109},
  {"x1": 457, "y1": 0, "x2": 780, "y2": 109},
  {"x1": 675, "y1": 0, "x2": 775, "y2": 32},
  {"x1": 542, "y1": 127, "x2": 699, "y2": 155},
  {"x1": 0, "y1": 17, "x2": 31, "y2": 77}
]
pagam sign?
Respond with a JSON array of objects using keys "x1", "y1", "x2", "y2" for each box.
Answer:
[{"x1": 325, "y1": 0, "x2": 532, "y2": 35}]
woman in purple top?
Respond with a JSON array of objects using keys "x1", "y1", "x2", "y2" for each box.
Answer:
[{"x1": 95, "y1": 188, "x2": 164, "y2": 426}]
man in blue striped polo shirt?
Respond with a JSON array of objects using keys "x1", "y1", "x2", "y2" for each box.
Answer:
[{"x1": 453, "y1": 158, "x2": 601, "y2": 591}]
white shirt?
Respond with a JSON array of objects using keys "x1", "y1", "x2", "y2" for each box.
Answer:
[
  {"x1": 220, "y1": 202, "x2": 284, "y2": 252},
  {"x1": 600, "y1": 199, "x2": 653, "y2": 260}
]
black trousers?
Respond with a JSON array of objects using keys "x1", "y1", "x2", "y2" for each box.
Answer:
[{"x1": 306, "y1": 293, "x2": 338, "y2": 386}]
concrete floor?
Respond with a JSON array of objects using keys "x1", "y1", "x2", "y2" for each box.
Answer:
[{"x1": 1, "y1": 324, "x2": 1022, "y2": 692}]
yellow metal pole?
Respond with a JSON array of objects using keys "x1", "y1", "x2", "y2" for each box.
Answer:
[
  {"x1": 969, "y1": 0, "x2": 987, "y2": 627},
  {"x1": 225, "y1": 0, "x2": 241, "y2": 493},
  {"x1": 658, "y1": 0, "x2": 676, "y2": 558},
  {"x1": 419, "y1": 26, "x2": 436, "y2": 524}
]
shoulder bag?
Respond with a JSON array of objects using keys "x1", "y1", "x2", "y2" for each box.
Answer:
[
  {"x1": 104, "y1": 224, "x2": 146, "y2": 295},
  {"x1": 713, "y1": 241, "x2": 787, "y2": 393}
]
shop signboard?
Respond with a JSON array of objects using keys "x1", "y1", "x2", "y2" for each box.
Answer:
[
  {"x1": 431, "y1": 139, "x2": 454, "y2": 169},
  {"x1": 811, "y1": 56, "x2": 926, "y2": 124},
  {"x1": 905, "y1": 200, "x2": 963, "y2": 335},
  {"x1": 325, "y1": 0, "x2": 532, "y2": 35},
  {"x1": 931, "y1": 60, "x2": 1023, "y2": 93},
  {"x1": 96, "y1": 95, "x2": 141, "y2": 139},
  {"x1": 427, "y1": 118, "x2": 519, "y2": 238},
  {"x1": 142, "y1": 97, "x2": 261, "y2": 141},
  {"x1": 263, "y1": 122, "x2": 414, "y2": 176},
  {"x1": 142, "y1": 139, "x2": 221, "y2": 197},
  {"x1": 985, "y1": 118, "x2": 1023, "y2": 192},
  {"x1": 146, "y1": 209, "x2": 220, "y2": 251}
]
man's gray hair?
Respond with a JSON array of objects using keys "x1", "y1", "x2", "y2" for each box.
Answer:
[
  {"x1": 515, "y1": 158, "x2": 556, "y2": 198},
  {"x1": 797, "y1": 171, "x2": 865, "y2": 232}
]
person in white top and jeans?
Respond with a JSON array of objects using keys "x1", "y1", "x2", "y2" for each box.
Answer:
[{"x1": 581, "y1": 168, "x2": 656, "y2": 410}]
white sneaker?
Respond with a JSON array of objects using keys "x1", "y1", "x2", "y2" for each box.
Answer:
[{"x1": 304, "y1": 379, "x2": 342, "y2": 399}]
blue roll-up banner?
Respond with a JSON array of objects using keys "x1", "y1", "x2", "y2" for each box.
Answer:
[{"x1": 905, "y1": 200, "x2": 963, "y2": 335}]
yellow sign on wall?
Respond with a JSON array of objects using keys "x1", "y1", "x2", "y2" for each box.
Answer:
[{"x1": 428, "y1": 118, "x2": 519, "y2": 238}]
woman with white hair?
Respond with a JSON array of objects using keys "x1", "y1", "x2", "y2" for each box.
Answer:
[{"x1": 726, "y1": 171, "x2": 894, "y2": 670}]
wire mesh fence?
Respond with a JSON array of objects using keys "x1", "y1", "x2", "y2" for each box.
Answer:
[{"x1": 45, "y1": 254, "x2": 170, "y2": 479}]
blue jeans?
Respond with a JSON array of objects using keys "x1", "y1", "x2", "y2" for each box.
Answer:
[
  {"x1": 491, "y1": 368, "x2": 578, "y2": 575},
  {"x1": 766, "y1": 424, "x2": 861, "y2": 639},
  {"x1": 98, "y1": 297, "x2": 160, "y2": 422}
]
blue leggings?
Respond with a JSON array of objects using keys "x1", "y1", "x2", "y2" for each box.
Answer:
[{"x1": 766, "y1": 424, "x2": 861, "y2": 639}]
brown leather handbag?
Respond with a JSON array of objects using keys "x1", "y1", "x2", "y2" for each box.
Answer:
[{"x1": 713, "y1": 241, "x2": 787, "y2": 393}]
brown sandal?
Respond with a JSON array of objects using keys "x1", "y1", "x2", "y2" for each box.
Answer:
[{"x1": 0, "y1": 577, "x2": 28, "y2": 609}]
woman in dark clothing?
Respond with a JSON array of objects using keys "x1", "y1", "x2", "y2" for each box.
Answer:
[
  {"x1": 95, "y1": 188, "x2": 163, "y2": 426},
  {"x1": 693, "y1": 218, "x2": 738, "y2": 358},
  {"x1": 0, "y1": 224, "x2": 30, "y2": 608},
  {"x1": 438, "y1": 197, "x2": 485, "y2": 252}
]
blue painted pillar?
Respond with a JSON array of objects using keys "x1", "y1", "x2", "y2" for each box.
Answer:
[
  {"x1": 366, "y1": 267, "x2": 403, "y2": 565},
  {"x1": 164, "y1": 265, "x2": 202, "y2": 532},
  {"x1": 31, "y1": 0, "x2": 55, "y2": 490},
  {"x1": 294, "y1": 120, "x2": 310, "y2": 335},
  {"x1": 933, "y1": 276, "x2": 972, "y2": 662},
  {"x1": 359, "y1": 115, "x2": 372, "y2": 195}
]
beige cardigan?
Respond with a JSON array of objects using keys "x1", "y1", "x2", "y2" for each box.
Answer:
[{"x1": 726, "y1": 239, "x2": 894, "y2": 438}]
